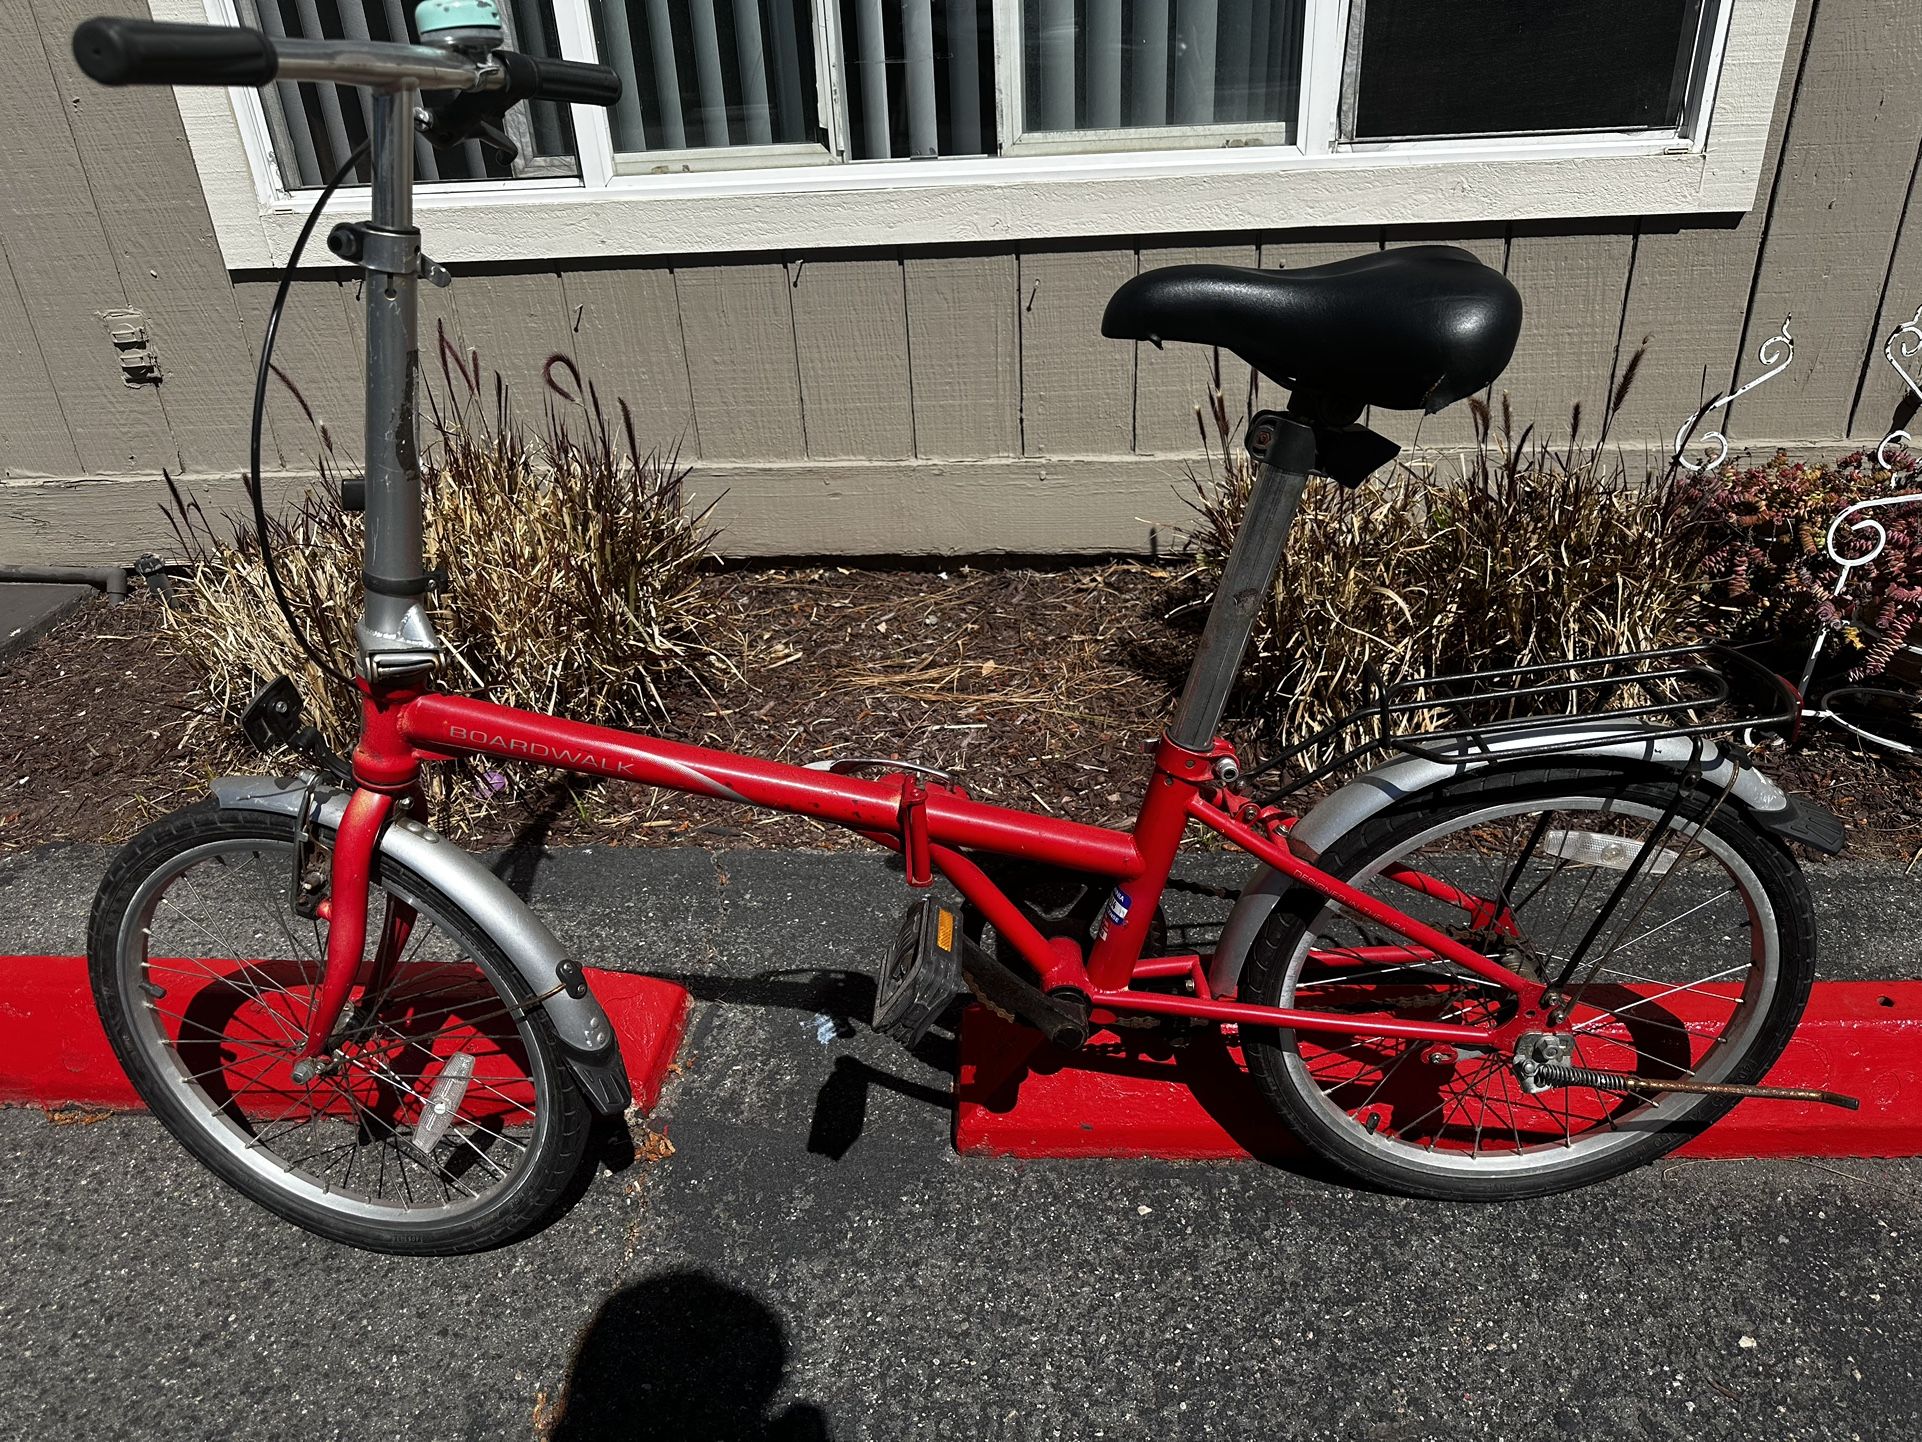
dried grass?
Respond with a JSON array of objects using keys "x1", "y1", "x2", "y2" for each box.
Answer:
[
  {"x1": 161, "y1": 338, "x2": 729, "y2": 831},
  {"x1": 1181, "y1": 350, "x2": 1715, "y2": 763}
]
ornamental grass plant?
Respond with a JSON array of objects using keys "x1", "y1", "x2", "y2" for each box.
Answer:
[
  {"x1": 1180, "y1": 350, "x2": 1719, "y2": 765},
  {"x1": 161, "y1": 338, "x2": 728, "y2": 831}
]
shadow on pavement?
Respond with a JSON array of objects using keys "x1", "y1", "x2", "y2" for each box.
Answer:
[{"x1": 551, "y1": 1269, "x2": 831, "y2": 1441}]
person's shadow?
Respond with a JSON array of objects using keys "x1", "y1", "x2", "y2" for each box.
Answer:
[{"x1": 550, "y1": 1269, "x2": 832, "y2": 1441}]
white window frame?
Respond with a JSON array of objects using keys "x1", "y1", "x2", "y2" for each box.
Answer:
[{"x1": 159, "y1": 0, "x2": 1796, "y2": 271}]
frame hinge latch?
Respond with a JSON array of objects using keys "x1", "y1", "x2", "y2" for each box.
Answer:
[{"x1": 898, "y1": 774, "x2": 932, "y2": 888}]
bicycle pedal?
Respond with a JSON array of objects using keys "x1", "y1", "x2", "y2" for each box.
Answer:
[{"x1": 873, "y1": 897, "x2": 964, "y2": 1046}]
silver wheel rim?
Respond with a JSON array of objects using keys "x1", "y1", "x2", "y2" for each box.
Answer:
[
  {"x1": 1276, "y1": 794, "x2": 1780, "y2": 1178},
  {"x1": 113, "y1": 835, "x2": 555, "y2": 1225}
]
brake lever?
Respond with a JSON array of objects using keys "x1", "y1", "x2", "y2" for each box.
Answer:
[
  {"x1": 472, "y1": 118, "x2": 518, "y2": 164},
  {"x1": 417, "y1": 90, "x2": 519, "y2": 164}
]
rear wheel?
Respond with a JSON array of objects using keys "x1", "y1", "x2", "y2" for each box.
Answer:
[
  {"x1": 88, "y1": 803, "x2": 593, "y2": 1253},
  {"x1": 1239, "y1": 768, "x2": 1816, "y2": 1199}
]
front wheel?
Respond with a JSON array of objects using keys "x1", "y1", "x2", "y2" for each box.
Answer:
[
  {"x1": 1238, "y1": 767, "x2": 1817, "y2": 1200},
  {"x1": 88, "y1": 802, "x2": 595, "y2": 1253}
]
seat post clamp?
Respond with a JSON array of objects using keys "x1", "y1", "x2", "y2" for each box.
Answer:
[
  {"x1": 1245, "y1": 410, "x2": 1318, "y2": 475},
  {"x1": 1244, "y1": 410, "x2": 1288, "y2": 466}
]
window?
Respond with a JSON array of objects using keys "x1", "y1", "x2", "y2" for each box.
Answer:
[
  {"x1": 1342, "y1": 0, "x2": 1722, "y2": 142},
  {"x1": 246, "y1": 0, "x2": 1726, "y2": 188},
  {"x1": 1016, "y1": 1, "x2": 1306, "y2": 148},
  {"x1": 239, "y1": 0, "x2": 579, "y2": 184},
  {"x1": 164, "y1": 0, "x2": 1797, "y2": 264},
  {"x1": 560, "y1": 1, "x2": 1312, "y2": 173}
]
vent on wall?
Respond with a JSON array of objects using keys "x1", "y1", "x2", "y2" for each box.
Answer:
[{"x1": 100, "y1": 309, "x2": 161, "y2": 388}]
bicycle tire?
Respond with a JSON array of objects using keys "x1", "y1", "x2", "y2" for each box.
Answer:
[
  {"x1": 88, "y1": 801, "x2": 594, "y2": 1254},
  {"x1": 1239, "y1": 765, "x2": 1817, "y2": 1200}
]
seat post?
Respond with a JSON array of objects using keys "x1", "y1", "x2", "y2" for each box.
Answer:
[{"x1": 1166, "y1": 414, "x2": 1318, "y2": 753}]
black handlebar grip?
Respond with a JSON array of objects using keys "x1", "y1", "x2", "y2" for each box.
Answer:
[
  {"x1": 497, "y1": 50, "x2": 622, "y2": 107},
  {"x1": 73, "y1": 17, "x2": 277, "y2": 88}
]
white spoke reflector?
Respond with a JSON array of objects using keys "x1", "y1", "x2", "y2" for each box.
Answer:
[
  {"x1": 398, "y1": 1051, "x2": 476, "y2": 1155},
  {"x1": 1541, "y1": 829, "x2": 1680, "y2": 875}
]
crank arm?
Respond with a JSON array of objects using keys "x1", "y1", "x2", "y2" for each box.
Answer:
[{"x1": 1527, "y1": 1062, "x2": 1860, "y2": 1111}]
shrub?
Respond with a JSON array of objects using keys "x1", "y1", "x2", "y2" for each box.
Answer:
[
  {"x1": 163, "y1": 343, "x2": 727, "y2": 827},
  {"x1": 1677, "y1": 446, "x2": 1922, "y2": 682},
  {"x1": 1179, "y1": 356, "x2": 1716, "y2": 761}
]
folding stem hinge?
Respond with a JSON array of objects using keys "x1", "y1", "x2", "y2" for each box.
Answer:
[
  {"x1": 898, "y1": 774, "x2": 932, "y2": 888},
  {"x1": 326, "y1": 221, "x2": 419, "y2": 278},
  {"x1": 363, "y1": 651, "x2": 442, "y2": 684}
]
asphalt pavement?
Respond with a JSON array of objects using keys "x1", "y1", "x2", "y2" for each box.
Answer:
[
  {"x1": 2, "y1": 842, "x2": 1920, "y2": 1441},
  {"x1": 0, "y1": 583, "x2": 91, "y2": 661}
]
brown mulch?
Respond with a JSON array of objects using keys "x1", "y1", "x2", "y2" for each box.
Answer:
[{"x1": 1, "y1": 567, "x2": 1918, "y2": 863}]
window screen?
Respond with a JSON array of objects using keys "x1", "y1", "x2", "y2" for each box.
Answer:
[{"x1": 1348, "y1": 0, "x2": 1709, "y2": 141}]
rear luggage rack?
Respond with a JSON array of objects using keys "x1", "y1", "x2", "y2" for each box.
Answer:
[{"x1": 1250, "y1": 643, "x2": 1800, "y2": 800}]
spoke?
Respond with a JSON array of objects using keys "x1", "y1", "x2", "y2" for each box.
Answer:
[
  {"x1": 163, "y1": 870, "x2": 316, "y2": 1030},
  {"x1": 1496, "y1": 1065, "x2": 1527, "y2": 1155},
  {"x1": 1296, "y1": 959, "x2": 1506, "y2": 990},
  {"x1": 151, "y1": 1008, "x2": 295, "y2": 1053},
  {"x1": 1599, "y1": 887, "x2": 1740, "y2": 961},
  {"x1": 355, "y1": 921, "x2": 455, "y2": 1021},
  {"x1": 1561, "y1": 787, "x2": 1736, "y2": 1006},
  {"x1": 1571, "y1": 964, "x2": 1749, "y2": 1034},
  {"x1": 1510, "y1": 854, "x2": 1574, "y2": 917},
  {"x1": 1386, "y1": 1053, "x2": 1500, "y2": 1146},
  {"x1": 182, "y1": 1047, "x2": 299, "y2": 1097},
  {"x1": 143, "y1": 944, "x2": 306, "y2": 1048},
  {"x1": 1568, "y1": 1028, "x2": 1706, "y2": 1076},
  {"x1": 1345, "y1": 1040, "x2": 1422, "y2": 1119},
  {"x1": 340, "y1": 1053, "x2": 530, "y2": 1156},
  {"x1": 1582, "y1": 957, "x2": 1748, "y2": 1006}
]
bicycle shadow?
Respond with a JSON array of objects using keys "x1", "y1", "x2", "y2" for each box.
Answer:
[{"x1": 549, "y1": 1269, "x2": 832, "y2": 1441}]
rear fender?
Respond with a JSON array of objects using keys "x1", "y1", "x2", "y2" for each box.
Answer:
[
  {"x1": 1205, "y1": 725, "x2": 1843, "y2": 998},
  {"x1": 210, "y1": 774, "x2": 632, "y2": 1115}
]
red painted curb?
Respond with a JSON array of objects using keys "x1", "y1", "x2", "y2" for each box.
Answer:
[
  {"x1": 0, "y1": 955, "x2": 689, "y2": 1114},
  {"x1": 956, "y1": 982, "x2": 1922, "y2": 1162}
]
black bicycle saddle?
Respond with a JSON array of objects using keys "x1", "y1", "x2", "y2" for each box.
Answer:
[{"x1": 1102, "y1": 246, "x2": 1523, "y2": 414}]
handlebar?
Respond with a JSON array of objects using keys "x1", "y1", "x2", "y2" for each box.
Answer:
[
  {"x1": 73, "y1": 18, "x2": 277, "y2": 88},
  {"x1": 495, "y1": 49, "x2": 623, "y2": 108},
  {"x1": 71, "y1": 15, "x2": 621, "y2": 108}
]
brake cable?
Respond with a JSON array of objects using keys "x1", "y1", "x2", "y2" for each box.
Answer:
[{"x1": 245, "y1": 140, "x2": 371, "y2": 694}]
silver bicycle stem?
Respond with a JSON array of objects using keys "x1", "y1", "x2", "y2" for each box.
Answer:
[
  {"x1": 354, "y1": 83, "x2": 443, "y2": 682},
  {"x1": 1166, "y1": 417, "x2": 1318, "y2": 752}
]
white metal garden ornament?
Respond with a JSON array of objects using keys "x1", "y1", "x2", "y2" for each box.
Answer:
[
  {"x1": 1672, "y1": 310, "x2": 1922, "y2": 755},
  {"x1": 1786, "y1": 304, "x2": 1922, "y2": 755},
  {"x1": 1672, "y1": 316, "x2": 1795, "y2": 474}
]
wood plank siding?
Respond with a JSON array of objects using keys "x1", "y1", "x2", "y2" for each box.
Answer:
[{"x1": 8, "y1": 0, "x2": 1922, "y2": 562}]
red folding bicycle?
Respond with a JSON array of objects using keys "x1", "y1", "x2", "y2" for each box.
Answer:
[{"x1": 74, "y1": 7, "x2": 1854, "y2": 1255}]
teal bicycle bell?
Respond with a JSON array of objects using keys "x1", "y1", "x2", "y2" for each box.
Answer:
[{"x1": 414, "y1": 0, "x2": 504, "y2": 51}]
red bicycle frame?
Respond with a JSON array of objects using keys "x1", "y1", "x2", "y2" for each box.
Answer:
[
  {"x1": 302, "y1": 682, "x2": 1548, "y2": 1063},
  {"x1": 276, "y1": 111, "x2": 1543, "y2": 1075}
]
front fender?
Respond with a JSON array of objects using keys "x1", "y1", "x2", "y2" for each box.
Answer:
[
  {"x1": 209, "y1": 774, "x2": 632, "y2": 1115},
  {"x1": 1205, "y1": 724, "x2": 1843, "y2": 998}
]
